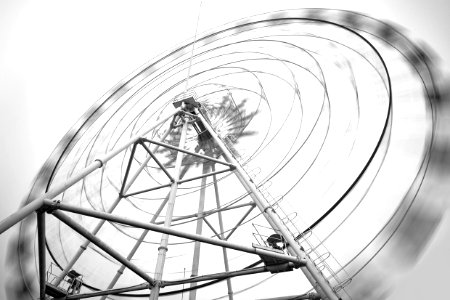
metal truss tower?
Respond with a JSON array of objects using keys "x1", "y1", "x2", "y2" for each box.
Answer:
[{"x1": 0, "y1": 96, "x2": 344, "y2": 300}]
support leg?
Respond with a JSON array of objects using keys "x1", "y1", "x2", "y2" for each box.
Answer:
[
  {"x1": 188, "y1": 162, "x2": 209, "y2": 300},
  {"x1": 212, "y1": 165, "x2": 234, "y2": 300},
  {"x1": 37, "y1": 211, "x2": 46, "y2": 300},
  {"x1": 150, "y1": 116, "x2": 189, "y2": 300}
]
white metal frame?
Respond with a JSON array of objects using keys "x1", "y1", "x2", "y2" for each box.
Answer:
[{"x1": 0, "y1": 104, "x2": 340, "y2": 300}]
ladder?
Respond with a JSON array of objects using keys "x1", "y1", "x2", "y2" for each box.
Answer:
[{"x1": 223, "y1": 135, "x2": 352, "y2": 299}]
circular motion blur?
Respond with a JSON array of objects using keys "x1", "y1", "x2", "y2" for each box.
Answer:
[{"x1": 4, "y1": 8, "x2": 449, "y2": 300}]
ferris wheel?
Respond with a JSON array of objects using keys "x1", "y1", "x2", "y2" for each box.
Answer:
[{"x1": 1, "y1": 8, "x2": 448, "y2": 300}]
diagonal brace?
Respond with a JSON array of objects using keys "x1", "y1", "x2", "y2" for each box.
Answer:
[
  {"x1": 44, "y1": 200, "x2": 306, "y2": 266},
  {"x1": 139, "y1": 140, "x2": 175, "y2": 182},
  {"x1": 162, "y1": 262, "x2": 298, "y2": 287},
  {"x1": 154, "y1": 201, "x2": 255, "y2": 225},
  {"x1": 66, "y1": 283, "x2": 150, "y2": 300},
  {"x1": 51, "y1": 210, "x2": 156, "y2": 287},
  {"x1": 142, "y1": 138, "x2": 235, "y2": 169},
  {"x1": 123, "y1": 182, "x2": 172, "y2": 198},
  {"x1": 225, "y1": 204, "x2": 256, "y2": 240},
  {"x1": 178, "y1": 167, "x2": 234, "y2": 185}
]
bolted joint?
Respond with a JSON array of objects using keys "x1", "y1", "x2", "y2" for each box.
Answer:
[
  {"x1": 94, "y1": 158, "x2": 104, "y2": 168},
  {"x1": 152, "y1": 280, "x2": 163, "y2": 288},
  {"x1": 36, "y1": 206, "x2": 48, "y2": 215},
  {"x1": 157, "y1": 280, "x2": 167, "y2": 288},
  {"x1": 42, "y1": 199, "x2": 61, "y2": 214},
  {"x1": 295, "y1": 255, "x2": 307, "y2": 268},
  {"x1": 308, "y1": 292, "x2": 322, "y2": 300},
  {"x1": 158, "y1": 246, "x2": 168, "y2": 252},
  {"x1": 266, "y1": 262, "x2": 296, "y2": 274},
  {"x1": 263, "y1": 205, "x2": 275, "y2": 214}
]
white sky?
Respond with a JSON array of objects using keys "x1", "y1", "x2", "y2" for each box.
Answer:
[{"x1": 1, "y1": 0, "x2": 450, "y2": 299}]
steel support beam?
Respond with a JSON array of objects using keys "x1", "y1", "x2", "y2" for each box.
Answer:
[
  {"x1": 212, "y1": 166, "x2": 233, "y2": 299},
  {"x1": 52, "y1": 210, "x2": 155, "y2": 286},
  {"x1": 154, "y1": 202, "x2": 254, "y2": 225},
  {"x1": 37, "y1": 211, "x2": 46, "y2": 300},
  {"x1": 140, "y1": 141, "x2": 175, "y2": 182},
  {"x1": 202, "y1": 217, "x2": 220, "y2": 237},
  {"x1": 123, "y1": 182, "x2": 172, "y2": 198},
  {"x1": 100, "y1": 165, "x2": 191, "y2": 300},
  {"x1": 43, "y1": 200, "x2": 305, "y2": 266},
  {"x1": 196, "y1": 110, "x2": 340, "y2": 300},
  {"x1": 178, "y1": 167, "x2": 233, "y2": 185},
  {"x1": 189, "y1": 162, "x2": 209, "y2": 300},
  {"x1": 67, "y1": 283, "x2": 150, "y2": 300},
  {"x1": 150, "y1": 115, "x2": 189, "y2": 300},
  {"x1": 164, "y1": 264, "x2": 293, "y2": 287},
  {"x1": 142, "y1": 138, "x2": 235, "y2": 168},
  {"x1": 224, "y1": 205, "x2": 255, "y2": 240},
  {"x1": 0, "y1": 198, "x2": 45, "y2": 234}
]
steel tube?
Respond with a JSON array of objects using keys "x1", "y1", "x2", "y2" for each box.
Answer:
[
  {"x1": 0, "y1": 198, "x2": 45, "y2": 234},
  {"x1": 189, "y1": 162, "x2": 209, "y2": 300},
  {"x1": 52, "y1": 210, "x2": 155, "y2": 286},
  {"x1": 119, "y1": 142, "x2": 139, "y2": 195},
  {"x1": 124, "y1": 182, "x2": 172, "y2": 198},
  {"x1": 67, "y1": 283, "x2": 150, "y2": 299},
  {"x1": 202, "y1": 217, "x2": 220, "y2": 237},
  {"x1": 164, "y1": 266, "x2": 268, "y2": 287},
  {"x1": 178, "y1": 167, "x2": 232, "y2": 185},
  {"x1": 44, "y1": 200, "x2": 305, "y2": 265},
  {"x1": 212, "y1": 167, "x2": 234, "y2": 299},
  {"x1": 143, "y1": 138, "x2": 235, "y2": 168},
  {"x1": 154, "y1": 202, "x2": 254, "y2": 225},
  {"x1": 140, "y1": 141, "x2": 174, "y2": 182},
  {"x1": 225, "y1": 205, "x2": 255, "y2": 240},
  {"x1": 196, "y1": 111, "x2": 339, "y2": 300},
  {"x1": 37, "y1": 211, "x2": 46, "y2": 300},
  {"x1": 150, "y1": 117, "x2": 189, "y2": 300}
]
